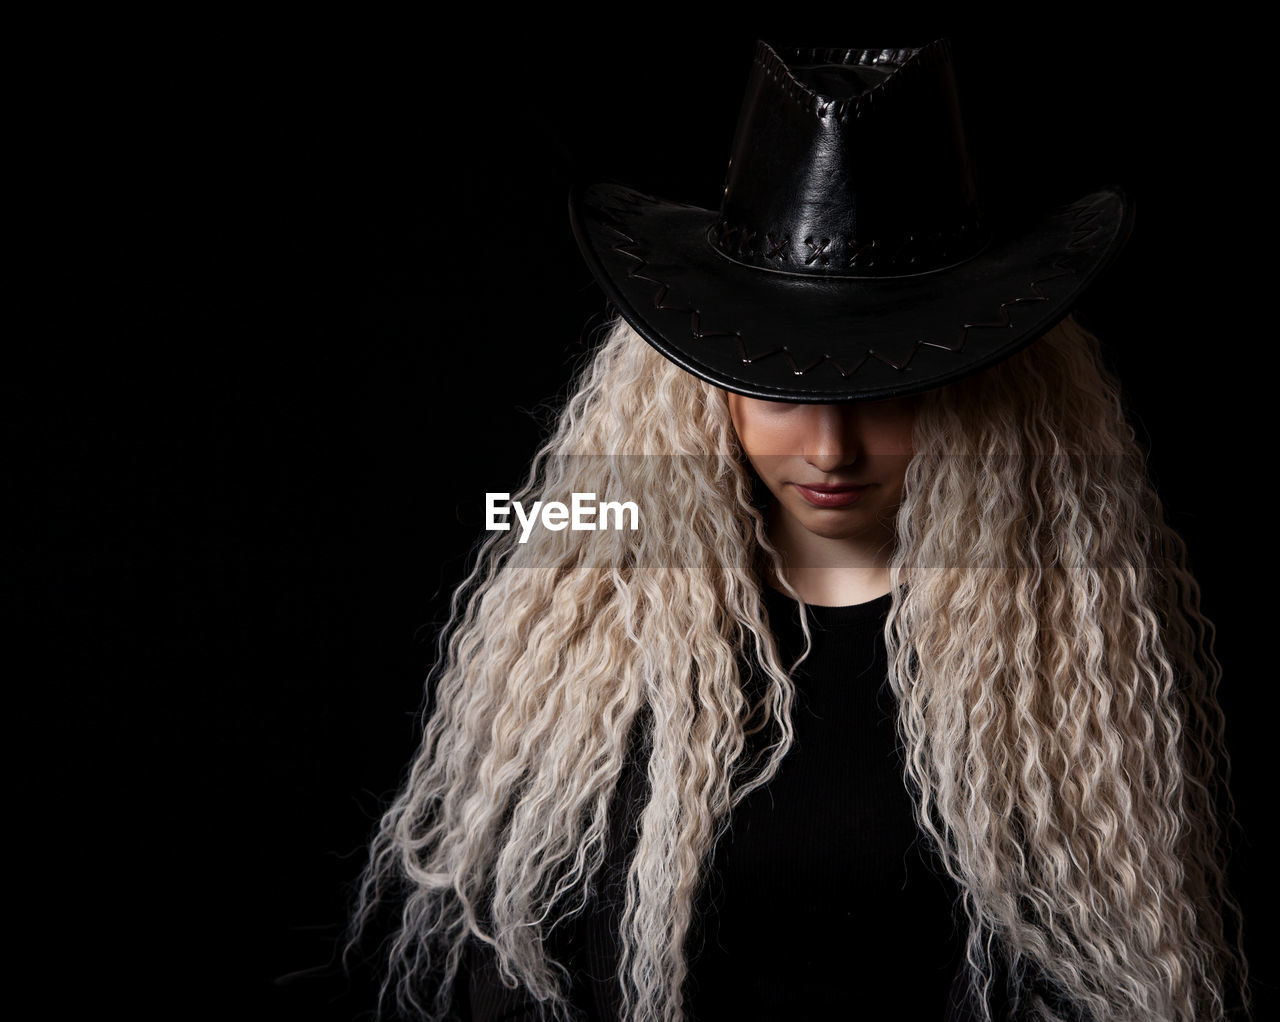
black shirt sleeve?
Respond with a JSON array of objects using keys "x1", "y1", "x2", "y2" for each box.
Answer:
[{"x1": 460, "y1": 935, "x2": 546, "y2": 1022}]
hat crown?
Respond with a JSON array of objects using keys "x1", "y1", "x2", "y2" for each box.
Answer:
[{"x1": 713, "y1": 40, "x2": 984, "y2": 277}]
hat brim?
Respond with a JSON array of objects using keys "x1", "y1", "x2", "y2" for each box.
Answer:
[{"x1": 569, "y1": 182, "x2": 1133, "y2": 402}]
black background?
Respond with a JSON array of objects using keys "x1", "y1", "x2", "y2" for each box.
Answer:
[{"x1": 13, "y1": 12, "x2": 1273, "y2": 1021}]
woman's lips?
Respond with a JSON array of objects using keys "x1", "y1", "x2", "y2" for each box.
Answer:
[{"x1": 794, "y1": 483, "x2": 870, "y2": 508}]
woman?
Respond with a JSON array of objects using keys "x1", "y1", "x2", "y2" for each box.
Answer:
[{"x1": 350, "y1": 41, "x2": 1249, "y2": 1022}]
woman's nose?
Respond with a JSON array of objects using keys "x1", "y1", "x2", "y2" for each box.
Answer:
[{"x1": 803, "y1": 404, "x2": 860, "y2": 472}]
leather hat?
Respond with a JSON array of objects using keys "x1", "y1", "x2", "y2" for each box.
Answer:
[{"x1": 568, "y1": 40, "x2": 1134, "y2": 402}]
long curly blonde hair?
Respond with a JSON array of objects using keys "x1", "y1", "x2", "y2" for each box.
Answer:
[{"x1": 350, "y1": 315, "x2": 1249, "y2": 1022}]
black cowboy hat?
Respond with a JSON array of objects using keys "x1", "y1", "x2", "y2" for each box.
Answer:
[{"x1": 568, "y1": 39, "x2": 1133, "y2": 403}]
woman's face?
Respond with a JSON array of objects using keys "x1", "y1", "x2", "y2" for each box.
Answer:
[{"x1": 726, "y1": 392, "x2": 918, "y2": 544}]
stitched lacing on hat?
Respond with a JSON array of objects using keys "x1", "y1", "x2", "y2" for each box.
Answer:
[
  {"x1": 754, "y1": 38, "x2": 953, "y2": 123},
  {"x1": 589, "y1": 186, "x2": 1111, "y2": 396}
]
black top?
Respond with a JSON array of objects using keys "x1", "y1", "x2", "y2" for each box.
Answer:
[
  {"x1": 685, "y1": 585, "x2": 965, "y2": 1018},
  {"x1": 460, "y1": 585, "x2": 994, "y2": 1020}
]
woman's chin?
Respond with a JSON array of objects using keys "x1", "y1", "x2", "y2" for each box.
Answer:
[{"x1": 786, "y1": 504, "x2": 884, "y2": 542}]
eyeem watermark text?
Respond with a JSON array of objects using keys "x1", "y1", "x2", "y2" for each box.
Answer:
[{"x1": 486, "y1": 492, "x2": 640, "y2": 544}]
